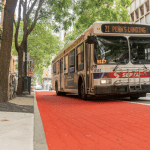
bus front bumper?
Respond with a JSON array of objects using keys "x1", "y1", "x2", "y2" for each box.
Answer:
[{"x1": 94, "y1": 85, "x2": 150, "y2": 95}]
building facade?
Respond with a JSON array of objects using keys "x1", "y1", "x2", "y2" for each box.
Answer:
[
  {"x1": 9, "y1": 54, "x2": 16, "y2": 74},
  {"x1": 42, "y1": 66, "x2": 52, "y2": 90},
  {"x1": 128, "y1": 0, "x2": 150, "y2": 23}
]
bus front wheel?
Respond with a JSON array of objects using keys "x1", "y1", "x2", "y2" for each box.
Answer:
[{"x1": 130, "y1": 94, "x2": 139, "y2": 100}]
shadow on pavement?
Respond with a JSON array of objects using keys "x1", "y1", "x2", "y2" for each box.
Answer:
[
  {"x1": 17, "y1": 95, "x2": 34, "y2": 99},
  {"x1": 0, "y1": 102, "x2": 34, "y2": 113},
  {"x1": 64, "y1": 94, "x2": 118, "y2": 102}
]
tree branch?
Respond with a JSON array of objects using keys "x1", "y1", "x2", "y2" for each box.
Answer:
[
  {"x1": 22, "y1": 0, "x2": 28, "y2": 45},
  {"x1": 27, "y1": 0, "x2": 44, "y2": 35},
  {"x1": 20, "y1": 0, "x2": 24, "y2": 6},
  {"x1": 28, "y1": 0, "x2": 33, "y2": 11},
  {"x1": 14, "y1": 0, "x2": 21, "y2": 52},
  {"x1": 27, "y1": 0, "x2": 38, "y2": 20}
]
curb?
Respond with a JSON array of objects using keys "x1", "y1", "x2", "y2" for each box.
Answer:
[{"x1": 34, "y1": 92, "x2": 48, "y2": 150}]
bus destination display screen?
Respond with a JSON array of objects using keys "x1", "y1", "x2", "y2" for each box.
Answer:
[{"x1": 101, "y1": 24, "x2": 150, "y2": 34}]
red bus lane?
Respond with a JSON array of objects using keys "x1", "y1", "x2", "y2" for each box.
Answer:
[{"x1": 35, "y1": 91, "x2": 150, "y2": 150}]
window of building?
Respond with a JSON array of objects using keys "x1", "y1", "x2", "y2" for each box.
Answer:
[
  {"x1": 140, "y1": 5, "x2": 144, "y2": 16},
  {"x1": 136, "y1": 20, "x2": 140, "y2": 23},
  {"x1": 145, "y1": 0, "x2": 149, "y2": 12},
  {"x1": 135, "y1": 9, "x2": 139, "y2": 20},
  {"x1": 69, "y1": 50, "x2": 75, "y2": 73},
  {"x1": 131, "y1": 1, "x2": 135, "y2": 12},
  {"x1": 140, "y1": 17, "x2": 145, "y2": 23},
  {"x1": 64, "y1": 55, "x2": 68, "y2": 74},
  {"x1": 146, "y1": 13, "x2": 150, "y2": 23},
  {"x1": 76, "y1": 43, "x2": 84, "y2": 71},
  {"x1": 135, "y1": 0, "x2": 139, "y2": 8},
  {"x1": 60, "y1": 58, "x2": 63, "y2": 73},
  {"x1": 131, "y1": 12, "x2": 134, "y2": 21},
  {"x1": 140, "y1": 0, "x2": 144, "y2": 5},
  {"x1": 53, "y1": 63, "x2": 56, "y2": 74}
]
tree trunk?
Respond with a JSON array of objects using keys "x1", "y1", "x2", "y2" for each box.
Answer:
[
  {"x1": 16, "y1": 50, "x2": 24, "y2": 95},
  {"x1": 0, "y1": 0, "x2": 17, "y2": 102}
]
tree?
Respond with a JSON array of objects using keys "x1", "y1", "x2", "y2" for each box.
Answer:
[
  {"x1": 14, "y1": 0, "x2": 45, "y2": 94},
  {"x1": 12, "y1": 22, "x2": 62, "y2": 84},
  {"x1": 14, "y1": 0, "x2": 75, "y2": 94},
  {"x1": 65, "y1": 0, "x2": 132, "y2": 44},
  {"x1": 0, "y1": 0, "x2": 18, "y2": 102}
]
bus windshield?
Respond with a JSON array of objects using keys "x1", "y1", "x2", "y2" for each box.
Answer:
[
  {"x1": 94, "y1": 36, "x2": 129, "y2": 64},
  {"x1": 129, "y1": 37, "x2": 150, "y2": 64}
]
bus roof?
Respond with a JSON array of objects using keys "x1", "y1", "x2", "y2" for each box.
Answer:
[{"x1": 52, "y1": 21, "x2": 150, "y2": 63}]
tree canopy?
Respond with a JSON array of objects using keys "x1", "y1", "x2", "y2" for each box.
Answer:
[
  {"x1": 12, "y1": 21, "x2": 62, "y2": 82},
  {"x1": 65, "y1": 0, "x2": 132, "y2": 44}
]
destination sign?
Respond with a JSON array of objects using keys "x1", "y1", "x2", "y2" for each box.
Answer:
[{"x1": 101, "y1": 24, "x2": 150, "y2": 34}]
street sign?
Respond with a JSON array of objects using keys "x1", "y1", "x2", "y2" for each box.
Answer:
[{"x1": 29, "y1": 72, "x2": 34, "y2": 76}]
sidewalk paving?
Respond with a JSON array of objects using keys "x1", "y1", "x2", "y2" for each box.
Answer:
[{"x1": 0, "y1": 91, "x2": 48, "y2": 150}]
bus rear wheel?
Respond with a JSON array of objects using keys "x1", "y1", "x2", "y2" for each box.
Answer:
[
  {"x1": 79, "y1": 80, "x2": 87, "y2": 100},
  {"x1": 61, "y1": 92, "x2": 66, "y2": 96},
  {"x1": 55, "y1": 82, "x2": 61, "y2": 96}
]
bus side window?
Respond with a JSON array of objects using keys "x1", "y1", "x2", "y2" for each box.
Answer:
[
  {"x1": 86, "y1": 43, "x2": 90, "y2": 71},
  {"x1": 64, "y1": 55, "x2": 68, "y2": 74},
  {"x1": 60, "y1": 58, "x2": 63, "y2": 73},
  {"x1": 56, "y1": 61, "x2": 59, "y2": 75},
  {"x1": 53, "y1": 63, "x2": 56, "y2": 74},
  {"x1": 69, "y1": 50, "x2": 75, "y2": 73},
  {"x1": 77, "y1": 43, "x2": 84, "y2": 71}
]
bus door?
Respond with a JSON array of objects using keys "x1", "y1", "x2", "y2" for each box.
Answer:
[
  {"x1": 64, "y1": 55, "x2": 69, "y2": 89},
  {"x1": 85, "y1": 43, "x2": 91, "y2": 93},
  {"x1": 60, "y1": 58, "x2": 63, "y2": 89}
]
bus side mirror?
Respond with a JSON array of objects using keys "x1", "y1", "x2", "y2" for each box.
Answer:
[{"x1": 86, "y1": 35, "x2": 95, "y2": 44}]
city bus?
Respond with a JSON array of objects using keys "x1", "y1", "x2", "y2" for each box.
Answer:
[{"x1": 51, "y1": 21, "x2": 150, "y2": 100}]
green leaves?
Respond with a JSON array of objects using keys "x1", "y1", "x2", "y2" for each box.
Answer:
[
  {"x1": 28, "y1": 22, "x2": 62, "y2": 69},
  {"x1": 12, "y1": 21, "x2": 62, "y2": 81},
  {"x1": 65, "y1": 0, "x2": 132, "y2": 44}
]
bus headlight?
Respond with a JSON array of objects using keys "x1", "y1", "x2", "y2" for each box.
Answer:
[{"x1": 100, "y1": 79, "x2": 111, "y2": 84}]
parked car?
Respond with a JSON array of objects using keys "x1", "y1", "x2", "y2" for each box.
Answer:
[
  {"x1": 35, "y1": 85, "x2": 42, "y2": 90},
  {"x1": 48, "y1": 83, "x2": 52, "y2": 91}
]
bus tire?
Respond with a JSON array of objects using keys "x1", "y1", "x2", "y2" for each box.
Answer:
[
  {"x1": 79, "y1": 79, "x2": 87, "y2": 100},
  {"x1": 130, "y1": 94, "x2": 139, "y2": 100},
  {"x1": 55, "y1": 82, "x2": 61, "y2": 96},
  {"x1": 61, "y1": 92, "x2": 66, "y2": 96}
]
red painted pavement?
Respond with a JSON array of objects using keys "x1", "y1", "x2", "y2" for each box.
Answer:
[{"x1": 35, "y1": 91, "x2": 150, "y2": 150}]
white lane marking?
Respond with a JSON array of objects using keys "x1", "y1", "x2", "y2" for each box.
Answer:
[{"x1": 121, "y1": 101, "x2": 150, "y2": 106}]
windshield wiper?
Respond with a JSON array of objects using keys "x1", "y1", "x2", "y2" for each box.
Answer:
[
  {"x1": 143, "y1": 64, "x2": 147, "y2": 70},
  {"x1": 139, "y1": 61, "x2": 147, "y2": 70},
  {"x1": 113, "y1": 62, "x2": 120, "y2": 72}
]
